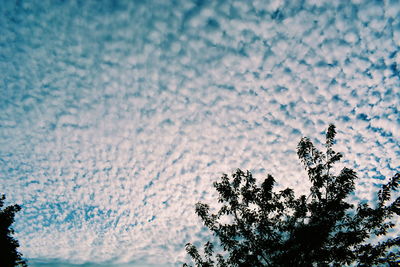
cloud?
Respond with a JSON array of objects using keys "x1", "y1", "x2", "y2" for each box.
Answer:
[{"x1": 0, "y1": 0, "x2": 399, "y2": 266}]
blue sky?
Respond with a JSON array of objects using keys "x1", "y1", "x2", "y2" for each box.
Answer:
[{"x1": 0, "y1": 0, "x2": 399, "y2": 266}]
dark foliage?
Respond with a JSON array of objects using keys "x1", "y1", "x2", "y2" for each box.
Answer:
[
  {"x1": 0, "y1": 194, "x2": 27, "y2": 267},
  {"x1": 184, "y1": 125, "x2": 400, "y2": 266}
]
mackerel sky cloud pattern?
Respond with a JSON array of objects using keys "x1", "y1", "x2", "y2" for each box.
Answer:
[{"x1": 0, "y1": 0, "x2": 399, "y2": 266}]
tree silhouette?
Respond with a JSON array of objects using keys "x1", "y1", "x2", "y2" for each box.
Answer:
[
  {"x1": 0, "y1": 194, "x2": 27, "y2": 267},
  {"x1": 184, "y1": 125, "x2": 400, "y2": 266}
]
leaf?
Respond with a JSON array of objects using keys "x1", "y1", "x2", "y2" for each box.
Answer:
[
  {"x1": 326, "y1": 124, "x2": 336, "y2": 148},
  {"x1": 378, "y1": 173, "x2": 400, "y2": 206}
]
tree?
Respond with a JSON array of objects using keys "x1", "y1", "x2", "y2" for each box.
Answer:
[
  {"x1": 184, "y1": 125, "x2": 400, "y2": 266},
  {"x1": 0, "y1": 194, "x2": 27, "y2": 267}
]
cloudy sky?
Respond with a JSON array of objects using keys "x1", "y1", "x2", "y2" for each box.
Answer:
[{"x1": 0, "y1": 0, "x2": 399, "y2": 266}]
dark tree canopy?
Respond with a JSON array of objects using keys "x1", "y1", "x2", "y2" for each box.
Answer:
[
  {"x1": 0, "y1": 194, "x2": 27, "y2": 267},
  {"x1": 184, "y1": 125, "x2": 400, "y2": 266}
]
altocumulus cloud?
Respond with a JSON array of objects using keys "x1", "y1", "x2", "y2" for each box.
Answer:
[{"x1": 0, "y1": 0, "x2": 399, "y2": 266}]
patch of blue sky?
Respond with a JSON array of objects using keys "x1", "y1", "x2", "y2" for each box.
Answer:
[{"x1": 0, "y1": 0, "x2": 399, "y2": 266}]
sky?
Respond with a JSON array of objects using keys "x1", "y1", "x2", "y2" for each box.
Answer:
[{"x1": 0, "y1": 0, "x2": 399, "y2": 266}]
